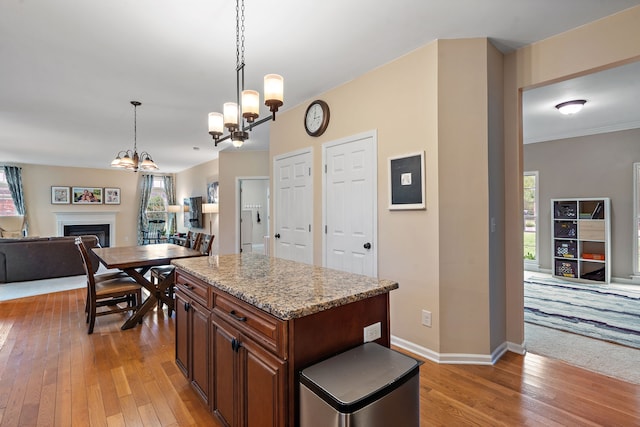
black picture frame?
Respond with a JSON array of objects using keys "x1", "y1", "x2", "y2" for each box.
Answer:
[{"x1": 388, "y1": 151, "x2": 425, "y2": 210}]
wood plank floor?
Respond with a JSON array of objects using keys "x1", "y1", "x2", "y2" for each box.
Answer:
[{"x1": 1, "y1": 288, "x2": 639, "y2": 426}]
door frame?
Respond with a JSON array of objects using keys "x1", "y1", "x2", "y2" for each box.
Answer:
[
  {"x1": 322, "y1": 129, "x2": 378, "y2": 276},
  {"x1": 236, "y1": 176, "x2": 269, "y2": 254}
]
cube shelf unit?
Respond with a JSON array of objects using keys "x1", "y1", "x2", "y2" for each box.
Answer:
[{"x1": 551, "y1": 198, "x2": 610, "y2": 284}]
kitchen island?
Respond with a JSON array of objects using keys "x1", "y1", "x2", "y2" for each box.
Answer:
[{"x1": 171, "y1": 253, "x2": 398, "y2": 427}]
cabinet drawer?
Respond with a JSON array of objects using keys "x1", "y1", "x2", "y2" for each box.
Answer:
[
  {"x1": 213, "y1": 292, "x2": 287, "y2": 358},
  {"x1": 175, "y1": 271, "x2": 211, "y2": 307},
  {"x1": 578, "y1": 221, "x2": 605, "y2": 241}
]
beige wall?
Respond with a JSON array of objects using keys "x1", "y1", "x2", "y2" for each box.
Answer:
[
  {"x1": 504, "y1": 5, "x2": 640, "y2": 346},
  {"x1": 18, "y1": 164, "x2": 141, "y2": 246},
  {"x1": 270, "y1": 38, "x2": 507, "y2": 357}
]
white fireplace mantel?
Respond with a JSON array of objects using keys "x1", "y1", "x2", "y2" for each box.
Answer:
[{"x1": 55, "y1": 211, "x2": 117, "y2": 246}]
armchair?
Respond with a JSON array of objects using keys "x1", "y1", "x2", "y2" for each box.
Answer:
[{"x1": 0, "y1": 215, "x2": 25, "y2": 238}]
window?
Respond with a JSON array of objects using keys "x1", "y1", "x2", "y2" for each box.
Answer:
[
  {"x1": 0, "y1": 170, "x2": 19, "y2": 216},
  {"x1": 634, "y1": 163, "x2": 640, "y2": 277},
  {"x1": 523, "y1": 171, "x2": 538, "y2": 267},
  {"x1": 146, "y1": 176, "x2": 168, "y2": 233}
]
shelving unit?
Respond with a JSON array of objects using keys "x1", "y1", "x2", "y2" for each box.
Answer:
[{"x1": 551, "y1": 198, "x2": 610, "y2": 284}]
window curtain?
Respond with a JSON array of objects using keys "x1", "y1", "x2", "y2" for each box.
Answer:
[
  {"x1": 3, "y1": 165, "x2": 27, "y2": 235},
  {"x1": 162, "y1": 175, "x2": 176, "y2": 235},
  {"x1": 137, "y1": 174, "x2": 155, "y2": 245}
]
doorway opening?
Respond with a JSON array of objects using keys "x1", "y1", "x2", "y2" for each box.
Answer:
[{"x1": 238, "y1": 178, "x2": 269, "y2": 255}]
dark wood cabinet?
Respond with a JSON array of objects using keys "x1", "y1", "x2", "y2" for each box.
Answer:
[
  {"x1": 210, "y1": 312, "x2": 287, "y2": 427},
  {"x1": 175, "y1": 274, "x2": 211, "y2": 405},
  {"x1": 175, "y1": 267, "x2": 391, "y2": 426}
]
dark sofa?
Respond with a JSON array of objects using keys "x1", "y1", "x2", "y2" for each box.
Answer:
[{"x1": 0, "y1": 235, "x2": 100, "y2": 283}]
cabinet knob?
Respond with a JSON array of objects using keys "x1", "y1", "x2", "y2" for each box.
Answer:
[
  {"x1": 231, "y1": 338, "x2": 241, "y2": 352},
  {"x1": 184, "y1": 302, "x2": 190, "y2": 312},
  {"x1": 364, "y1": 242, "x2": 371, "y2": 250},
  {"x1": 274, "y1": 233, "x2": 281, "y2": 239}
]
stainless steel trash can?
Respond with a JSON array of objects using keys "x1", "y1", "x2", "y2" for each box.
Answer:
[{"x1": 299, "y1": 342, "x2": 422, "y2": 427}]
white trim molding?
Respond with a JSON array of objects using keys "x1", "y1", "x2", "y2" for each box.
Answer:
[
  {"x1": 391, "y1": 335, "x2": 523, "y2": 365},
  {"x1": 55, "y1": 211, "x2": 117, "y2": 246}
]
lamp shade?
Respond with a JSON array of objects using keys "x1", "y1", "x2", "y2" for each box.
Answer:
[
  {"x1": 264, "y1": 74, "x2": 284, "y2": 104},
  {"x1": 242, "y1": 90, "x2": 260, "y2": 122},
  {"x1": 224, "y1": 102, "x2": 239, "y2": 128},
  {"x1": 202, "y1": 203, "x2": 219, "y2": 214},
  {"x1": 167, "y1": 204, "x2": 181, "y2": 213},
  {"x1": 208, "y1": 112, "x2": 224, "y2": 135}
]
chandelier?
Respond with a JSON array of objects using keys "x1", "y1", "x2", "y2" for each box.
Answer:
[
  {"x1": 208, "y1": 0, "x2": 283, "y2": 148},
  {"x1": 111, "y1": 101, "x2": 158, "y2": 172}
]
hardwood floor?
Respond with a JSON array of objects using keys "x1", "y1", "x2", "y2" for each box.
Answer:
[{"x1": 1, "y1": 288, "x2": 639, "y2": 426}]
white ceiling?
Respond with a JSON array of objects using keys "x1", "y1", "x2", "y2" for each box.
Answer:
[
  {"x1": 523, "y1": 60, "x2": 640, "y2": 144},
  {"x1": 2, "y1": 0, "x2": 639, "y2": 173}
]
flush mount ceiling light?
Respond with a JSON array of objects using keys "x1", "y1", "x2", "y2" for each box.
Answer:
[
  {"x1": 111, "y1": 101, "x2": 158, "y2": 172},
  {"x1": 207, "y1": 0, "x2": 284, "y2": 148},
  {"x1": 555, "y1": 99, "x2": 587, "y2": 115}
]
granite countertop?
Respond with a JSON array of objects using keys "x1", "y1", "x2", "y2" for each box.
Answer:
[{"x1": 172, "y1": 253, "x2": 398, "y2": 320}]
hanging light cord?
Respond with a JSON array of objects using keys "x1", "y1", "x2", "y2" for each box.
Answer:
[{"x1": 133, "y1": 102, "x2": 138, "y2": 153}]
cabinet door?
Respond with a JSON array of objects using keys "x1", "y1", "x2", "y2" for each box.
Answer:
[
  {"x1": 242, "y1": 338, "x2": 287, "y2": 427},
  {"x1": 191, "y1": 299, "x2": 210, "y2": 403},
  {"x1": 211, "y1": 315, "x2": 238, "y2": 427},
  {"x1": 175, "y1": 290, "x2": 189, "y2": 376}
]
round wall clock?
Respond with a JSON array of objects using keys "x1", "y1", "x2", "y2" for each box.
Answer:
[{"x1": 304, "y1": 100, "x2": 330, "y2": 137}]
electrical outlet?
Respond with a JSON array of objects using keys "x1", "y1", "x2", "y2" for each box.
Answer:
[
  {"x1": 363, "y1": 322, "x2": 381, "y2": 342},
  {"x1": 421, "y1": 310, "x2": 432, "y2": 327}
]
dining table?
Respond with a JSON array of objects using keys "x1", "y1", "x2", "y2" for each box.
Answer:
[{"x1": 92, "y1": 243, "x2": 203, "y2": 330}]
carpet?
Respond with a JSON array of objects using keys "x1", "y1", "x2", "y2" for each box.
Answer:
[{"x1": 524, "y1": 277, "x2": 640, "y2": 349}]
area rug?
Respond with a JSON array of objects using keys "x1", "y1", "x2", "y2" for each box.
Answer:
[{"x1": 524, "y1": 277, "x2": 640, "y2": 349}]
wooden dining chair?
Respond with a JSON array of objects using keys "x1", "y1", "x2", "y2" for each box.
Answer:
[
  {"x1": 151, "y1": 233, "x2": 214, "y2": 317},
  {"x1": 74, "y1": 237, "x2": 143, "y2": 334}
]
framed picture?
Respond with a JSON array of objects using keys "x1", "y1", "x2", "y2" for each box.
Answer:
[
  {"x1": 51, "y1": 186, "x2": 70, "y2": 204},
  {"x1": 388, "y1": 151, "x2": 425, "y2": 210},
  {"x1": 207, "y1": 181, "x2": 219, "y2": 204},
  {"x1": 71, "y1": 187, "x2": 103, "y2": 204},
  {"x1": 104, "y1": 187, "x2": 121, "y2": 205}
]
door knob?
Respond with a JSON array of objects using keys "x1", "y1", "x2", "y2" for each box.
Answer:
[
  {"x1": 364, "y1": 242, "x2": 371, "y2": 250},
  {"x1": 274, "y1": 233, "x2": 281, "y2": 239}
]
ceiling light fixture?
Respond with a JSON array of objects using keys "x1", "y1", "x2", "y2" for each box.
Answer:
[
  {"x1": 208, "y1": 0, "x2": 283, "y2": 148},
  {"x1": 111, "y1": 101, "x2": 158, "y2": 172},
  {"x1": 555, "y1": 99, "x2": 587, "y2": 115}
]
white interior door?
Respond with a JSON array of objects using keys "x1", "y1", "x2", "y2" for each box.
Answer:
[
  {"x1": 273, "y1": 149, "x2": 313, "y2": 264},
  {"x1": 324, "y1": 131, "x2": 377, "y2": 277}
]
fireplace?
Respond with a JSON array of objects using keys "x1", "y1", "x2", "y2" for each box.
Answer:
[
  {"x1": 64, "y1": 224, "x2": 110, "y2": 247},
  {"x1": 55, "y1": 212, "x2": 117, "y2": 247}
]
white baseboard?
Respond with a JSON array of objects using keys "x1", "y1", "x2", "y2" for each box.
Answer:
[{"x1": 391, "y1": 335, "x2": 524, "y2": 365}]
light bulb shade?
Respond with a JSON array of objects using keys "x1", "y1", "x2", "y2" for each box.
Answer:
[
  {"x1": 111, "y1": 157, "x2": 122, "y2": 167},
  {"x1": 140, "y1": 159, "x2": 158, "y2": 170},
  {"x1": 242, "y1": 90, "x2": 260, "y2": 122},
  {"x1": 119, "y1": 154, "x2": 134, "y2": 167},
  {"x1": 202, "y1": 203, "x2": 219, "y2": 213},
  {"x1": 232, "y1": 137, "x2": 244, "y2": 148},
  {"x1": 224, "y1": 102, "x2": 239, "y2": 129},
  {"x1": 208, "y1": 112, "x2": 224, "y2": 135},
  {"x1": 264, "y1": 74, "x2": 284, "y2": 112},
  {"x1": 555, "y1": 99, "x2": 586, "y2": 115},
  {"x1": 167, "y1": 204, "x2": 181, "y2": 213}
]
